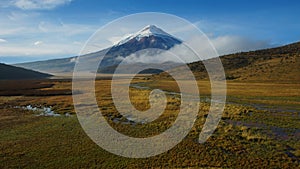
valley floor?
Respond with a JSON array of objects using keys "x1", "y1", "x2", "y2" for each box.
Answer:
[{"x1": 0, "y1": 78, "x2": 299, "y2": 168}]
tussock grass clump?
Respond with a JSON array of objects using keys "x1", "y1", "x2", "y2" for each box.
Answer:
[{"x1": 239, "y1": 126, "x2": 267, "y2": 141}]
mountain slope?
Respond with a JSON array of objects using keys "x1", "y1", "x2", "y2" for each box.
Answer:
[
  {"x1": 158, "y1": 41, "x2": 300, "y2": 82},
  {"x1": 14, "y1": 57, "x2": 77, "y2": 74},
  {"x1": 0, "y1": 63, "x2": 52, "y2": 80},
  {"x1": 15, "y1": 25, "x2": 182, "y2": 74}
]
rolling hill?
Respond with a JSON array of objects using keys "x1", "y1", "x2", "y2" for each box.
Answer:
[
  {"x1": 0, "y1": 63, "x2": 52, "y2": 80},
  {"x1": 157, "y1": 41, "x2": 300, "y2": 82}
]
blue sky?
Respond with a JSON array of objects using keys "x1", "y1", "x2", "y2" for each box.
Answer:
[{"x1": 0, "y1": 0, "x2": 299, "y2": 63}]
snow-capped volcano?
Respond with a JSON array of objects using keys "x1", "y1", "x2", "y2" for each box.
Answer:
[
  {"x1": 104, "y1": 25, "x2": 182, "y2": 63},
  {"x1": 115, "y1": 25, "x2": 181, "y2": 46},
  {"x1": 96, "y1": 25, "x2": 183, "y2": 73},
  {"x1": 15, "y1": 25, "x2": 184, "y2": 74}
]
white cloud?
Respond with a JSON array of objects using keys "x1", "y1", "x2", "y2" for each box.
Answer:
[
  {"x1": 0, "y1": 0, "x2": 13, "y2": 8},
  {"x1": 73, "y1": 41, "x2": 82, "y2": 45},
  {"x1": 0, "y1": 38, "x2": 7, "y2": 43},
  {"x1": 38, "y1": 21, "x2": 95, "y2": 36},
  {"x1": 0, "y1": 43, "x2": 79, "y2": 56},
  {"x1": 14, "y1": 0, "x2": 72, "y2": 10},
  {"x1": 69, "y1": 57, "x2": 77, "y2": 62},
  {"x1": 6, "y1": 11, "x2": 40, "y2": 22},
  {"x1": 121, "y1": 45, "x2": 199, "y2": 64},
  {"x1": 107, "y1": 33, "x2": 133, "y2": 45},
  {"x1": 0, "y1": 12, "x2": 273, "y2": 64},
  {"x1": 34, "y1": 40, "x2": 43, "y2": 46},
  {"x1": 115, "y1": 34, "x2": 272, "y2": 64},
  {"x1": 0, "y1": 12, "x2": 95, "y2": 58},
  {"x1": 180, "y1": 34, "x2": 272, "y2": 61},
  {"x1": 211, "y1": 35, "x2": 271, "y2": 55},
  {"x1": 0, "y1": 12, "x2": 40, "y2": 36}
]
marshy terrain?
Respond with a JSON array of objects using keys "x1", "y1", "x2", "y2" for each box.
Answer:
[{"x1": 0, "y1": 77, "x2": 299, "y2": 168}]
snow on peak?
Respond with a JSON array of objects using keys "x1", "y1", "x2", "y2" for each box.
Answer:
[
  {"x1": 137, "y1": 25, "x2": 171, "y2": 37},
  {"x1": 115, "y1": 25, "x2": 174, "y2": 46}
]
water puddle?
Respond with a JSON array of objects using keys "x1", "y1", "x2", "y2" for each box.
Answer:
[
  {"x1": 14, "y1": 105, "x2": 71, "y2": 117},
  {"x1": 107, "y1": 114, "x2": 147, "y2": 126}
]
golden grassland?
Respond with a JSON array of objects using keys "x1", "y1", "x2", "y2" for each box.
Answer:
[
  {"x1": 146, "y1": 79, "x2": 300, "y2": 112},
  {"x1": 184, "y1": 42, "x2": 300, "y2": 82},
  {"x1": 0, "y1": 78, "x2": 299, "y2": 168}
]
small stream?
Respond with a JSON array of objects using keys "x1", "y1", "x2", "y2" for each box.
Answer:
[{"x1": 14, "y1": 105, "x2": 72, "y2": 117}]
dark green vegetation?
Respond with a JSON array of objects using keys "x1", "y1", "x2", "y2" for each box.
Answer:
[
  {"x1": 0, "y1": 78, "x2": 299, "y2": 168},
  {"x1": 0, "y1": 63, "x2": 52, "y2": 80},
  {"x1": 0, "y1": 79, "x2": 71, "y2": 96}
]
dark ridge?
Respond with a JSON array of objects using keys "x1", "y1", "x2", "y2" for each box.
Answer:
[{"x1": 0, "y1": 63, "x2": 52, "y2": 80}]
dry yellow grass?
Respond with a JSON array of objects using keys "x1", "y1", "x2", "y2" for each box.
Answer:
[{"x1": 0, "y1": 78, "x2": 299, "y2": 168}]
